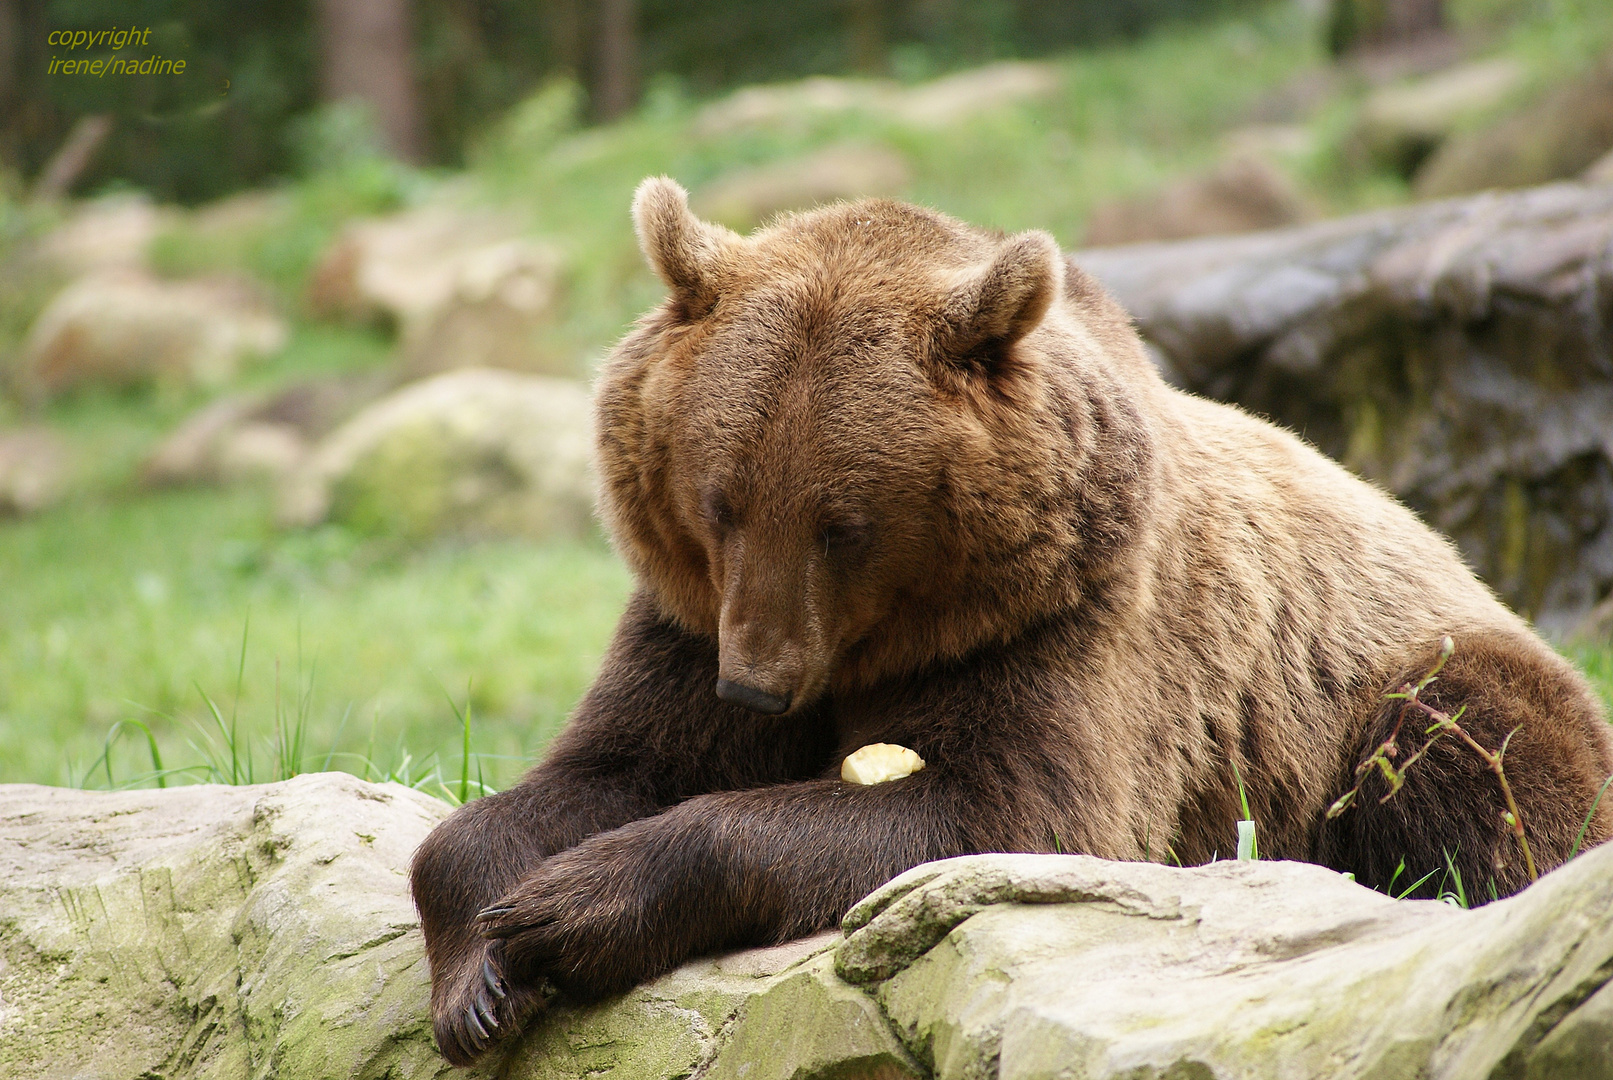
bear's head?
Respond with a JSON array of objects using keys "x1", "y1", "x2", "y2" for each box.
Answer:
[{"x1": 595, "y1": 177, "x2": 1152, "y2": 715}]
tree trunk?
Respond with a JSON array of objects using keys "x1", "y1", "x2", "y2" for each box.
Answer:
[
  {"x1": 30, "y1": 113, "x2": 112, "y2": 200},
  {"x1": 846, "y1": 0, "x2": 886, "y2": 76},
  {"x1": 0, "y1": 0, "x2": 16, "y2": 146},
  {"x1": 548, "y1": 0, "x2": 585, "y2": 79},
  {"x1": 1076, "y1": 182, "x2": 1613, "y2": 630},
  {"x1": 592, "y1": 0, "x2": 638, "y2": 122},
  {"x1": 313, "y1": 0, "x2": 423, "y2": 163},
  {"x1": 1329, "y1": 0, "x2": 1445, "y2": 56}
]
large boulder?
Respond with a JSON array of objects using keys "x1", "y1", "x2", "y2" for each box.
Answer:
[
  {"x1": 1083, "y1": 155, "x2": 1312, "y2": 247},
  {"x1": 306, "y1": 206, "x2": 567, "y2": 379},
  {"x1": 1415, "y1": 52, "x2": 1613, "y2": 197},
  {"x1": 0, "y1": 774, "x2": 913, "y2": 1080},
  {"x1": 1587, "y1": 148, "x2": 1613, "y2": 185},
  {"x1": 1077, "y1": 181, "x2": 1613, "y2": 629},
  {"x1": 27, "y1": 194, "x2": 172, "y2": 277},
  {"x1": 891, "y1": 61, "x2": 1062, "y2": 128},
  {"x1": 141, "y1": 371, "x2": 394, "y2": 487},
  {"x1": 16, "y1": 270, "x2": 287, "y2": 398},
  {"x1": 1351, "y1": 56, "x2": 1526, "y2": 176},
  {"x1": 693, "y1": 143, "x2": 911, "y2": 230},
  {"x1": 3, "y1": 773, "x2": 1612, "y2": 1079},
  {"x1": 0, "y1": 775, "x2": 452, "y2": 1079},
  {"x1": 840, "y1": 850, "x2": 1613, "y2": 1079},
  {"x1": 277, "y1": 368, "x2": 594, "y2": 540},
  {"x1": 1578, "y1": 593, "x2": 1613, "y2": 642},
  {"x1": 0, "y1": 427, "x2": 70, "y2": 514}
]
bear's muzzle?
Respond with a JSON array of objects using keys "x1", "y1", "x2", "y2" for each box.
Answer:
[{"x1": 714, "y1": 678, "x2": 791, "y2": 715}]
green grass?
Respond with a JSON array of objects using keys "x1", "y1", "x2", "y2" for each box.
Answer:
[
  {"x1": 0, "y1": 484, "x2": 632, "y2": 790},
  {"x1": 1567, "y1": 642, "x2": 1613, "y2": 717},
  {"x1": 464, "y1": 2, "x2": 1333, "y2": 373},
  {"x1": 4, "y1": 0, "x2": 1613, "y2": 795}
]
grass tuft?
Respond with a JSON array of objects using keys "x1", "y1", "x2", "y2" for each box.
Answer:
[{"x1": 1230, "y1": 757, "x2": 1259, "y2": 861}]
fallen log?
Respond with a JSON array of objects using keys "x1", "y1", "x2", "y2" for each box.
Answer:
[{"x1": 1077, "y1": 181, "x2": 1613, "y2": 631}]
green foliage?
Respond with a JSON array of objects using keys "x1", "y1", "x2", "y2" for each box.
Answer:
[
  {"x1": 8, "y1": 0, "x2": 317, "y2": 203},
  {"x1": 1567, "y1": 640, "x2": 1613, "y2": 717},
  {"x1": 4, "y1": 0, "x2": 1612, "y2": 804},
  {"x1": 463, "y1": 2, "x2": 1326, "y2": 373},
  {"x1": 634, "y1": 0, "x2": 1264, "y2": 94},
  {"x1": 6, "y1": 0, "x2": 1266, "y2": 203},
  {"x1": 1569, "y1": 772, "x2": 1613, "y2": 860},
  {"x1": 0, "y1": 480, "x2": 632, "y2": 790},
  {"x1": 73, "y1": 625, "x2": 505, "y2": 805},
  {"x1": 1437, "y1": 849, "x2": 1470, "y2": 908},
  {"x1": 1230, "y1": 757, "x2": 1259, "y2": 860}
]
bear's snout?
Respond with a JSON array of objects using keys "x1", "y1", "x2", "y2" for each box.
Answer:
[{"x1": 716, "y1": 571, "x2": 820, "y2": 715}]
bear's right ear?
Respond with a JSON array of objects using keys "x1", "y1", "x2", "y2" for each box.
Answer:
[{"x1": 632, "y1": 176, "x2": 739, "y2": 318}]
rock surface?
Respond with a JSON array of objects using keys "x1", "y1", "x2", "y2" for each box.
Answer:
[
  {"x1": 17, "y1": 270, "x2": 287, "y2": 398},
  {"x1": 1588, "y1": 148, "x2": 1613, "y2": 185},
  {"x1": 839, "y1": 852, "x2": 1613, "y2": 1080},
  {"x1": 1415, "y1": 52, "x2": 1613, "y2": 197},
  {"x1": 1077, "y1": 181, "x2": 1613, "y2": 628},
  {"x1": 26, "y1": 194, "x2": 172, "y2": 277},
  {"x1": 0, "y1": 426, "x2": 70, "y2": 514},
  {"x1": 3, "y1": 773, "x2": 1612, "y2": 1079},
  {"x1": 0, "y1": 775, "x2": 450, "y2": 1079},
  {"x1": 693, "y1": 143, "x2": 911, "y2": 229},
  {"x1": 277, "y1": 368, "x2": 595, "y2": 540},
  {"x1": 1351, "y1": 56, "x2": 1525, "y2": 176},
  {"x1": 306, "y1": 205, "x2": 568, "y2": 379},
  {"x1": 1083, "y1": 154, "x2": 1312, "y2": 247}
]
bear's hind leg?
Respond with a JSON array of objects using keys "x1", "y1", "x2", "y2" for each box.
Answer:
[{"x1": 1315, "y1": 630, "x2": 1613, "y2": 902}]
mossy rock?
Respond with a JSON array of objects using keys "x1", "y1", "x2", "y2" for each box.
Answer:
[{"x1": 279, "y1": 368, "x2": 595, "y2": 541}]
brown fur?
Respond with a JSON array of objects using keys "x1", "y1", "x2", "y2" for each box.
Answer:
[{"x1": 410, "y1": 179, "x2": 1613, "y2": 1065}]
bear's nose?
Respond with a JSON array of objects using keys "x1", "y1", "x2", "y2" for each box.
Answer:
[{"x1": 715, "y1": 678, "x2": 791, "y2": 715}]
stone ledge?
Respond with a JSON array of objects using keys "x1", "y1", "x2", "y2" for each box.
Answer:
[{"x1": 1, "y1": 773, "x2": 1609, "y2": 1079}]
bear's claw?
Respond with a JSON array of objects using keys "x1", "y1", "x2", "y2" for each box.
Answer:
[
  {"x1": 483, "y1": 956, "x2": 507, "y2": 998},
  {"x1": 466, "y1": 999, "x2": 493, "y2": 1042},
  {"x1": 432, "y1": 941, "x2": 555, "y2": 1065}
]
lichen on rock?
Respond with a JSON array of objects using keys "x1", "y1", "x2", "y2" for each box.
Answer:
[{"x1": 4, "y1": 775, "x2": 1612, "y2": 1079}]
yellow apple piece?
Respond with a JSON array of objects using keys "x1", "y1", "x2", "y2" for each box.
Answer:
[{"x1": 840, "y1": 743, "x2": 926, "y2": 785}]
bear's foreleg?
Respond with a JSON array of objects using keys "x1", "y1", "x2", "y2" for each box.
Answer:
[
  {"x1": 411, "y1": 591, "x2": 836, "y2": 1064},
  {"x1": 410, "y1": 777, "x2": 659, "y2": 1063},
  {"x1": 476, "y1": 769, "x2": 1014, "y2": 1002}
]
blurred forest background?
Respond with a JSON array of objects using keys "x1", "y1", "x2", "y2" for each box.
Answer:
[
  {"x1": 4, "y1": 0, "x2": 1261, "y2": 200},
  {"x1": 2, "y1": 0, "x2": 1612, "y2": 797}
]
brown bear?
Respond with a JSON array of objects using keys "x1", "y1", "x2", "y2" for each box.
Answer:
[{"x1": 409, "y1": 177, "x2": 1613, "y2": 1065}]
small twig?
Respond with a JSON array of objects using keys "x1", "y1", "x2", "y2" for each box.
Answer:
[
  {"x1": 1327, "y1": 636, "x2": 1536, "y2": 885},
  {"x1": 1427, "y1": 713, "x2": 1536, "y2": 882}
]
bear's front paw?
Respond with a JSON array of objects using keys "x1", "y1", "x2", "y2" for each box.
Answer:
[
  {"x1": 431, "y1": 938, "x2": 551, "y2": 1066},
  {"x1": 476, "y1": 851, "x2": 672, "y2": 1001}
]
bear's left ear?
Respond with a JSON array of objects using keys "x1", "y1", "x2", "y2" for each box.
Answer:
[
  {"x1": 936, "y1": 230, "x2": 1063, "y2": 368},
  {"x1": 632, "y1": 176, "x2": 741, "y2": 318}
]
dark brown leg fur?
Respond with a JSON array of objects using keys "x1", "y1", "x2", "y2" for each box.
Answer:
[
  {"x1": 413, "y1": 598, "x2": 1104, "y2": 1064},
  {"x1": 1315, "y1": 630, "x2": 1613, "y2": 901},
  {"x1": 410, "y1": 592, "x2": 838, "y2": 1064}
]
